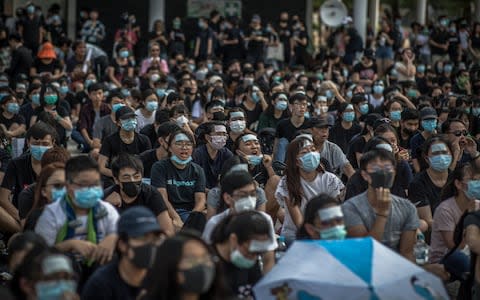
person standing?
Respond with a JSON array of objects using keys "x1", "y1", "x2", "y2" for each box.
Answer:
[
  {"x1": 18, "y1": 3, "x2": 44, "y2": 54},
  {"x1": 80, "y1": 8, "x2": 106, "y2": 46}
]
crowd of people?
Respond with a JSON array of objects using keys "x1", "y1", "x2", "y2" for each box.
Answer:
[{"x1": 0, "y1": 1, "x2": 479, "y2": 299}]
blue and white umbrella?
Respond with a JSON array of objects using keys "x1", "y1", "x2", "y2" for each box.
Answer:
[{"x1": 254, "y1": 237, "x2": 448, "y2": 300}]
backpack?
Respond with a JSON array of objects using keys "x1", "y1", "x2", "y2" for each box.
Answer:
[{"x1": 257, "y1": 127, "x2": 276, "y2": 155}]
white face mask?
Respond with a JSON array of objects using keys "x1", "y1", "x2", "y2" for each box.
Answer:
[
  {"x1": 230, "y1": 120, "x2": 246, "y2": 133},
  {"x1": 176, "y1": 115, "x2": 189, "y2": 126},
  {"x1": 233, "y1": 196, "x2": 256, "y2": 212}
]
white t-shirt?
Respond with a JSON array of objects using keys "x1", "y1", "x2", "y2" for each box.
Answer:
[
  {"x1": 35, "y1": 200, "x2": 119, "y2": 246},
  {"x1": 202, "y1": 208, "x2": 277, "y2": 247},
  {"x1": 394, "y1": 62, "x2": 415, "y2": 82},
  {"x1": 135, "y1": 109, "x2": 156, "y2": 131},
  {"x1": 275, "y1": 172, "x2": 344, "y2": 240}
]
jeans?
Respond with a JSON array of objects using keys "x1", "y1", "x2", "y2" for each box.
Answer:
[
  {"x1": 275, "y1": 138, "x2": 289, "y2": 163},
  {"x1": 71, "y1": 129, "x2": 90, "y2": 153},
  {"x1": 176, "y1": 208, "x2": 191, "y2": 222}
]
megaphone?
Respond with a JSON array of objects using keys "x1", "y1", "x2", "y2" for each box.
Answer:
[{"x1": 320, "y1": 0, "x2": 348, "y2": 27}]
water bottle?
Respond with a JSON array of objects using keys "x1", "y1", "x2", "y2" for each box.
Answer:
[
  {"x1": 414, "y1": 233, "x2": 429, "y2": 265},
  {"x1": 275, "y1": 236, "x2": 287, "y2": 262}
]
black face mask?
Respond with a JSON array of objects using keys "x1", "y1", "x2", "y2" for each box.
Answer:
[
  {"x1": 212, "y1": 111, "x2": 225, "y2": 121},
  {"x1": 179, "y1": 264, "x2": 216, "y2": 293},
  {"x1": 369, "y1": 169, "x2": 395, "y2": 189},
  {"x1": 121, "y1": 181, "x2": 142, "y2": 198},
  {"x1": 403, "y1": 128, "x2": 416, "y2": 136},
  {"x1": 130, "y1": 243, "x2": 159, "y2": 269}
]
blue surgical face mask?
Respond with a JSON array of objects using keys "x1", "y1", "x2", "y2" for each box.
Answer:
[
  {"x1": 325, "y1": 89, "x2": 334, "y2": 99},
  {"x1": 6, "y1": 102, "x2": 20, "y2": 114},
  {"x1": 299, "y1": 151, "x2": 321, "y2": 172},
  {"x1": 36, "y1": 280, "x2": 77, "y2": 300},
  {"x1": 346, "y1": 90, "x2": 353, "y2": 99},
  {"x1": 275, "y1": 100, "x2": 288, "y2": 111},
  {"x1": 146, "y1": 101, "x2": 158, "y2": 112},
  {"x1": 119, "y1": 50, "x2": 129, "y2": 58},
  {"x1": 373, "y1": 85, "x2": 384, "y2": 94},
  {"x1": 467, "y1": 180, "x2": 480, "y2": 199},
  {"x1": 390, "y1": 110, "x2": 402, "y2": 121},
  {"x1": 230, "y1": 249, "x2": 256, "y2": 269},
  {"x1": 304, "y1": 111, "x2": 310, "y2": 119},
  {"x1": 156, "y1": 88, "x2": 166, "y2": 98},
  {"x1": 428, "y1": 154, "x2": 452, "y2": 172},
  {"x1": 319, "y1": 225, "x2": 347, "y2": 240},
  {"x1": 342, "y1": 111, "x2": 355, "y2": 122},
  {"x1": 251, "y1": 92, "x2": 260, "y2": 103},
  {"x1": 51, "y1": 187, "x2": 67, "y2": 202},
  {"x1": 444, "y1": 64, "x2": 453, "y2": 73},
  {"x1": 112, "y1": 103, "x2": 125, "y2": 113},
  {"x1": 246, "y1": 155, "x2": 263, "y2": 166},
  {"x1": 44, "y1": 94, "x2": 58, "y2": 105},
  {"x1": 417, "y1": 65, "x2": 426, "y2": 73},
  {"x1": 85, "y1": 79, "x2": 96, "y2": 88},
  {"x1": 121, "y1": 89, "x2": 131, "y2": 97},
  {"x1": 31, "y1": 93, "x2": 41, "y2": 105},
  {"x1": 359, "y1": 103, "x2": 369, "y2": 115},
  {"x1": 473, "y1": 107, "x2": 480, "y2": 117},
  {"x1": 59, "y1": 85, "x2": 69, "y2": 94},
  {"x1": 421, "y1": 119, "x2": 437, "y2": 133},
  {"x1": 30, "y1": 145, "x2": 51, "y2": 161},
  {"x1": 73, "y1": 186, "x2": 103, "y2": 209},
  {"x1": 171, "y1": 155, "x2": 192, "y2": 165},
  {"x1": 121, "y1": 118, "x2": 137, "y2": 131}
]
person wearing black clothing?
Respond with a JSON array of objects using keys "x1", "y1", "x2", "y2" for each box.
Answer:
[
  {"x1": 98, "y1": 106, "x2": 151, "y2": 188},
  {"x1": 329, "y1": 103, "x2": 362, "y2": 154},
  {"x1": 245, "y1": 15, "x2": 268, "y2": 66},
  {"x1": 193, "y1": 122, "x2": 233, "y2": 189},
  {"x1": 151, "y1": 130, "x2": 206, "y2": 229},
  {"x1": 18, "y1": 3, "x2": 43, "y2": 53},
  {"x1": 103, "y1": 153, "x2": 173, "y2": 236},
  {"x1": 0, "y1": 121, "x2": 57, "y2": 233},
  {"x1": 194, "y1": 18, "x2": 213, "y2": 61},
  {"x1": 430, "y1": 16, "x2": 451, "y2": 64},
  {"x1": 168, "y1": 17, "x2": 186, "y2": 56},
  {"x1": 211, "y1": 211, "x2": 276, "y2": 299},
  {"x1": 277, "y1": 12, "x2": 293, "y2": 67},
  {"x1": 221, "y1": 17, "x2": 244, "y2": 64},
  {"x1": 82, "y1": 206, "x2": 166, "y2": 300},
  {"x1": 6, "y1": 33, "x2": 33, "y2": 78},
  {"x1": 139, "y1": 121, "x2": 179, "y2": 179}
]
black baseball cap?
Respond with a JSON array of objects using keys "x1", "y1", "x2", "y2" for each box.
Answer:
[{"x1": 115, "y1": 106, "x2": 136, "y2": 121}]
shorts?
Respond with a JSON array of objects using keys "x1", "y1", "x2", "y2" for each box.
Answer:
[{"x1": 376, "y1": 46, "x2": 394, "y2": 59}]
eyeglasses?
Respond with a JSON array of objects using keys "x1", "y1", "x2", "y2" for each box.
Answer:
[
  {"x1": 450, "y1": 130, "x2": 468, "y2": 137},
  {"x1": 174, "y1": 141, "x2": 194, "y2": 149},
  {"x1": 293, "y1": 102, "x2": 308, "y2": 107}
]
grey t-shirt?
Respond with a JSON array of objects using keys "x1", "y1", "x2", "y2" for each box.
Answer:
[
  {"x1": 319, "y1": 140, "x2": 350, "y2": 174},
  {"x1": 93, "y1": 115, "x2": 118, "y2": 141},
  {"x1": 342, "y1": 191, "x2": 419, "y2": 251}
]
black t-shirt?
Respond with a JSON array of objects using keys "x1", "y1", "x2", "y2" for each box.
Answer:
[
  {"x1": 138, "y1": 149, "x2": 159, "y2": 179},
  {"x1": 0, "y1": 112, "x2": 26, "y2": 129},
  {"x1": 100, "y1": 132, "x2": 152, "y2": 162},
  {"x1": 275, "y1": 118, "x2": 309, "y2": 142},
  {"x1": 18, "y1": 183, "x2": 35, "y2": 219},
  {"x1": 214, "y1": 249, "x2": 262, "y2": 299},
  {"x1": 329, "y1": 122, "x2": 362, "y2": 154},
  {"x1": 150, "y1": 159, "x2": 206, "y2": 210},
  {"x1": 245, "y1": 26, "x2": 266, "y2": 53},
  {"x1": 353, "y1": 62, "x2": 377, "y2": 81},
  {"x1": 20, "y1": 16, "x2": 42, "y2": 46},
  {"x1": 241, "y1": 102, "x2": 263, "y2": 129},
  {"x1": 103, "y1": 183, "x2": 167, "y2": 215},
  {"x1": 81, "y1": 261, "x2": 141, "y2": 300},
  {"x1": 347, "y1": 135, "x2": 367, "y2": 169},
  {"x1": 196, "y1": 28, "x2": 213, "y2": 57},
  {"x1": 139, "y1": 124, "x2": 158, "y2": 148},
  {"x1": 430, "y1": 29, "x2": 449, "y2": 55},
  {"x1": 1, "y1": 153, "x2": 36, "y2": 207},
  {"x1": 19, "y1": 103, "x2": 35, "y2": 129},
  {"x1": 408, "y1": 170, "x2": 444, "y2": 213},
  {"x1": 33, "y1": 58, "x2": 61, "y2": 74},
  {"x1": 192, "y1": 145, "x2": 233, "y2": 189}
]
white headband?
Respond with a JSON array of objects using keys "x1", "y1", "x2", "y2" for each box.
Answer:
[
  {"x1": 175, "y1": 133, "x2": 190, "y2": 142},
  {"x1": 214, "y1": 125, "x2": 227, "y2": 133},
  {"x1": 431, "y1": 143, "x2": 447, "y2": 153},
  {"x1": 376, "y1": 143, "x2": 393, "y2": 152},
  {"x1": 318, "y1": 206, "x2": 343, "y2": 221},
  {"x1": 242, "y1": 134, "x2": 258, "y2": 143},
  {"x1": 230, "y1": 111, "x2": 244, "y2": 118}
]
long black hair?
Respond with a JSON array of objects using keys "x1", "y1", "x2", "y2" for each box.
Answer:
[{"x1": 144, "y1": 230, "x2": 229, "y2": 300}]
